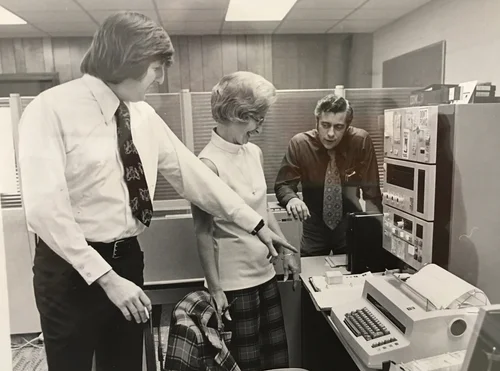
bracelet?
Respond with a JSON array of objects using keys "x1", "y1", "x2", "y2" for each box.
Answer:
[{"x1": 282, "y1": 252, "x2": 295, "y2": 260}]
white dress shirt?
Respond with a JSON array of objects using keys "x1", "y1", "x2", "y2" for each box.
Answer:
[{"x1": 18, "y1": 74, "x2": 261, "y2": 285}]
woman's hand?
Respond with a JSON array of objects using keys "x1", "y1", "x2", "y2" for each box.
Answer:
[
  {"x1": 211, "y1": 288, "x2": 231, "y2": 321},
  {"x1": 283, "y1": 254, "x2": 300, "y2": 291}
]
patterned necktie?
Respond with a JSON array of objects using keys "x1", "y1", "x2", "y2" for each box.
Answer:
[
  {"x1": 115, "y1": 101, "x2": 153, "y2": 227},
  {"x1": 323, "y1": 150, "x2": 343, "y2": 230}
]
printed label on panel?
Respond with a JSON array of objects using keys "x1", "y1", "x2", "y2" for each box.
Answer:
[
  {"x1": 402, "y1": 129, "x2": 410, "y2": 159},
  {"x1": 419, "y1": 108, "x2": 429, "y2": 128},
  {"x1": 394, "y1": 112, "x2": 402, "y2": 143}
]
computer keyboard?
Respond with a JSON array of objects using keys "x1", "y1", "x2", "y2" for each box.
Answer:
[
  {"x1": 333, "y1": 302, "x2": 407, "y2": 368},
  {"x1": 344, "y1": 307, "x2": 391, "y2": 341}
]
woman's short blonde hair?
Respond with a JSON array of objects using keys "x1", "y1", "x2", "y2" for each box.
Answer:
[{"x1": 211, "y1": 71, "x2": 277, "y2": 125}]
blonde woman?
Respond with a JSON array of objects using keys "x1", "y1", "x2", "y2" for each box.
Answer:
[{"x1": 191, "y1": 71, "x2": 299, "y2": 371}]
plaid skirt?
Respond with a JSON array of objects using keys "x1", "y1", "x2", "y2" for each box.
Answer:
[{"x1": 224, "y1": 276, "x2": 289, "y2": 371}]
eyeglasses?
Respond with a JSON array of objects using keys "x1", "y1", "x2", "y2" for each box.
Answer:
[{"x1": 249, "y1": 115, "x2": 265, "y2": 125}]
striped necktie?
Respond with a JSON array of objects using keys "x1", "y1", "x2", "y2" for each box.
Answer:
[
  {"x1": 323, "y1": 150, "x2": 343, "y2": 230},
  {"x1": 115, "y1": 101, "x2": 153, "y2": 227}
]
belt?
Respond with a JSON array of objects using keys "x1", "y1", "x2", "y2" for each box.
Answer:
[{"x1": 88, "y1": 236, "x2": 139, "y2": 260}]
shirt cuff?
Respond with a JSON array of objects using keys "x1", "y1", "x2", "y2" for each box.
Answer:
[
  {"x1": 280, "y1": 193, "x2": 299, "y2": 208},
  {"x1": 73, "y1": 247, "x2": 113, "y2": 285},
  {"x1": 231, "y1": 205, "x2": 263, "y2": 234}
]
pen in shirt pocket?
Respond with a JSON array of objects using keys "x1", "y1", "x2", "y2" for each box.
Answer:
[{"x1": 345, "y1": 169, "x2": 356, "y2": 182}]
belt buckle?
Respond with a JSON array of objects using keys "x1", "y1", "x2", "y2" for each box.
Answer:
[{"x1": 112, "y1": 240, "x2": 125, "y2": 259}]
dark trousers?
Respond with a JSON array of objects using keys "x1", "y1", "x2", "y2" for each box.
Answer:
[
  {"x1": 33, "y1": 238, "x2": 145, "y2": 371},
  {"x1": 301, "y1": 212, "x2": 348, "y2": 257}
]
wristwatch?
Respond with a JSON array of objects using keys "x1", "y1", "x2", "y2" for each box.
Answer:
[{"x1": 251, "y1": 219, "x2": 265, "y2": 235}]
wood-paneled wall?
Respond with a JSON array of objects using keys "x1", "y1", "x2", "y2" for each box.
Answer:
[
  {"x1": 0, "y1": 37, "x2": 90, "y2": 83},
  {"x1": 0, "y1": 33, "x2": 372, "y2": 92}
]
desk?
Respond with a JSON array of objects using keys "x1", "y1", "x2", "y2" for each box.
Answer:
[{"x1": 300, "y1": 256, "x2": 376, "y2": 371}]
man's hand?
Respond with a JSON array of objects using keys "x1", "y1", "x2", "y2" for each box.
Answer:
[
  {"x1": 96, "y1": 270, "x2": 152, "y2": 323},
  {"x1": 257, "y1": 225, "x2": 298, "y2": 261},
  {"x1": 283, "y1": 254, "x2": 300, "y2": 291},
  {"x1": 286, "y1": 198, "x2": 311, "y2": 221}
]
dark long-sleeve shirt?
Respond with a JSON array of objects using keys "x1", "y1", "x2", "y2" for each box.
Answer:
[{"x1": 274, "y1": 128, "x2": 382, "y2": 218}]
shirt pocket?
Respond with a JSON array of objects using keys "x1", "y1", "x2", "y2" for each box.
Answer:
[
  {"x1": 67, "y1": 124, "x2": 117, "y2": 178},
  {"x1": 343, "y1": 166, "x2": 362, "y2": 185}
]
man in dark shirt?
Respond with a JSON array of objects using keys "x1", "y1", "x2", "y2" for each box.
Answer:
[{"x1": 274, "y1": 94, "x2": 382, "y2": 256}]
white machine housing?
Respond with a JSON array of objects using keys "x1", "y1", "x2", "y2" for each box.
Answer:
[
  {"x1": 331, "y1": 275, "x2": 482, "y2": 369},
  {"x1": 384, "y1": 105, "x2": 440, "y2": 164}
]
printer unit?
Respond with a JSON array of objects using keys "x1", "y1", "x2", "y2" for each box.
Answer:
[{"x1": 330, "y1": 264, "x2": 489, "y2": 368}]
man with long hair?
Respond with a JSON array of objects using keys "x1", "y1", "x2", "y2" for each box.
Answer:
[{"x1": 18, "y1": 12, "x2": 295, "y2": 371}]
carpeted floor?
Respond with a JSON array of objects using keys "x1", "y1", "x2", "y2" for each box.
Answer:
[
  {"x1": 11, "y1": 306, "x2": 172, "y2": 371},
  {"x1": 11, "y1": 334, "x2": 47, "y2": 371}
]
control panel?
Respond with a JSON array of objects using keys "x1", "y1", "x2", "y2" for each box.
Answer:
[
  {"x1": 384, "y1": 106, "x2": 439, "y2": 164},
  {"x1": 382, "y1": 190, "x2": 411, "y2": 215},
  {"x1": 382, "y1": 104, "x2": 454, "y2": 273},
  {"x1": 383, "y1": 158, "x2": 437, "y2": 222},
  {"x1": 382, "y1": 205, "x2": 433, "y2": 270}
]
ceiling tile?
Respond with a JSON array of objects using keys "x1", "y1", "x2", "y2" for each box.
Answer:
[
  {"x1": 47, "y1": 30, "x2": 96, "y2": 37},
  {"x1": 286, "y1": 8, "x2": 352, "y2": 20},
  {"x1": 35, "y1": 21, "x2": 98, "y2": 33},
  {"x1": 158, "y1": 9, "x2": 226, "y2": 22},
  {"x1": 77, "y1": 0, "x2": 155, "y2": 11},
  {"x1": 361, "y1": 0, "x2": 432, "y2": 9},
  {"x1": 155, "y1": 0, "x2": 230, "y2": 10},
  {"x1": 90, "y1": 10, "x2": 160, "y2": 23},
  {"x1": 293, "y1": 0, "x2": 365, "y2": 9},
  {"x1": 220, "y1": 29, "x2": 273, "y2": 35},
  {"x1": 328, "y1": 19, "x2": 390, "y2": 33},
  {"x1": 222, "y1": 21, "x2": 279, "y2": 34},
  {"x1": 276, "y1": 20, "x2": 337, "y2": 34},
  {"x1": 14, "y1": 10, "x2": 94, "y2": 23},
  {"x1": 0, "y1": 24, "x2": 47, "y2": 37},
  {"x1": 163, "y1": 21, "x2": 221, "y2": 34},
  {"x1": 0, "y1": 0, "x2": 80, "y2": 12},
  {"x1": 168, "y1": 29, "x2": 220, "y2": 35},
  {"x1": 347, "y1": 8, "x2": 408, "y2": 20}
]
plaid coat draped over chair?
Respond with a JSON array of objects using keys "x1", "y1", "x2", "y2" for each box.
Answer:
[{"x1": 165, "y1": 290, "x2": 241, "y2": 371}]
